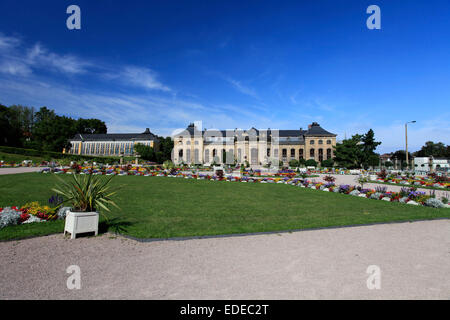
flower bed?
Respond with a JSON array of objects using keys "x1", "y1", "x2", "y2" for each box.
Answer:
[
  {"x1": 38, "y1": 167, "x2": 450, "y2": 209},
  {"x1": 374, "y1": 171, "x2": 450, "y2": 189},
  {"x1": 0, "y1": 197, "x2": 70, "y2": 229}
]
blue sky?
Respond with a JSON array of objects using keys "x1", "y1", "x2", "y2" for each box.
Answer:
[{"x1": 0, "y1": 0, "x2": 449, "y2": 153}]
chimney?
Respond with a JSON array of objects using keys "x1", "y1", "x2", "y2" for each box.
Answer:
[
  {"x1": 143, "y1": 128, "x2": 150, "y2": 134},
  {"x1": 308, "y1": 124, "x2": 312, "y2": 129}
]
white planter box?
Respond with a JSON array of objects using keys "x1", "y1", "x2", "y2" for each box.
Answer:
[{"x1": 64, "y1": 211, "x2": 99, "y2": 239}]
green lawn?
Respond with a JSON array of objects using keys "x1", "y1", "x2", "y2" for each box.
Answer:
[
  {"x1": 0, "y1": 173, "x2": 449, "y2": 241},
  {"x1": 0, "y1": 151, "x2": 47, "y2": 164}
]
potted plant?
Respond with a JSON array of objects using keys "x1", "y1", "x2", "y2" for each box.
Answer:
[{"x1": 52, "y1": 174, "x2": 120, "y2": 239}]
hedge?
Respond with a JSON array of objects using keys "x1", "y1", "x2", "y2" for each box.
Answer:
[{"x1": 0, "y1": 146, "x2": 120, "y2": 163}]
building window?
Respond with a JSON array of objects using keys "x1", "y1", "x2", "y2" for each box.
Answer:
[
  {"x1": 299, "y1": 149, "x2": 304, "y2": 159},
  {"x1": 205, "y1": 149, "x2": 210, "y2": 163},
  {"x1": 310, "y1": 148, "x2": 315, "y2": 158},
  {"x1": 186, "y1": 149, "x2": 191, "y2": 163},
  {"x1": 227, "y1": 149, "x2": 234, "y2": 164},
  {"x1": 238, "y1": 148, "x2": 242, "y2": 162},
  {"x1": 318, "y1": 149, "x2": 323, "y2": 162},
  {"x1": 327, "y1": 140, "x2": 331, "y2": 144},
  {"x1": 318, "y1": 140, "x2": 323, "y2": 145},
  {"x1": 187, "y1": 140, "x2": 191, "y2": 145},
  {"x1": 195, "y1": 140, "x2": 199, "y2": 145},
  {"x1": 267, "y1": 148, "x2": 270, "y2": 157},
  {"x1": 310, "y1": 140, "x2": 315, "y2": 145},
  {"x1": 178, "y1": 149, "x2": 183, "y2": 161},
  {"x1": 194, "y1": 149, "x2": 199, "y2": 163},
  {"x1": 327, "y1": 148, "x2": 332, "y2": 159},
  {"x1": 290, "y1": 149, "x2": 295, "y2": 158}
]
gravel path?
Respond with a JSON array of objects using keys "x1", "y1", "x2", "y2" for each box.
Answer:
[
  {"x1": 1, "y1": 220, "x2": 449, "y2": 299},
  {"x1": 0, "y1": 167, "x2": 42, "y2": 175}
]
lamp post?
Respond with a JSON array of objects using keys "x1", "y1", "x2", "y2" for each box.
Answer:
[{"x1": 405, "y1": 121, "x2": 416, "y2": 171}]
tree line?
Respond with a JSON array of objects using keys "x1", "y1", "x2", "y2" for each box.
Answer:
[
  {"x1": 0, "y1": 104, "x2": 107, "y2": 152},
  {"x1": 0, "y1": 104, "x2": 174, "y2": 163},
  {"x1": 333, "y1": 129, "x2": 450, "y2": 169}
]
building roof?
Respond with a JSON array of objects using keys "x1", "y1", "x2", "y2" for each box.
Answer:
[
  {"x1": 303, "y1": 122, "x2": 337, "y2": 137},
  {"x1": 178, "y1": 122, "x2": 336, "y2": 139},
  {"x1": 70, "y1": 128, "x2": 158, "y2": 142}
]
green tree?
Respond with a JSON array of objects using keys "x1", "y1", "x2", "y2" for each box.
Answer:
[
  {"x1": 134, "y1": 143, "x2": 156, "y2": 161},
  {"x1": 361, "y1": 129, "x2": 381, "y2": 168},
  {"x1": 305, "y1": 159, "x2": 317, "y2": 167},
  {"x1": 321, "y1": 159, "x2": 334, "y2": 168},
  {"x1": 31, "y1": 107, "x2": 79, "y2": 152},
  {"x1": 157, "y1": 136, "x2": 174, "y2": 163},
  {"x1": 414, "y1": 141, "x2": 447, "y2": 158},
  {"x1": 289, "y1": 159, "x2": 299, "y2": 167},
  {"x1": 333, "y1": 134, "x2": 363, "y2": 168},
  {"x1": 76, "y1": 118, "x2": 107, "y2": 134},
  {"x1": 0, "y1": 104, "x2": 22, "y2": 146}
]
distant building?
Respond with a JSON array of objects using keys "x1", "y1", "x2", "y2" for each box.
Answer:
[
  {"x1": 66, "y1": 128, "x2": 159, "y2": 156},
  {"x1": 173, "y1": 122, "x2": 337, "y2": 165},
  {"x1": 414, "y1": 156, "x2": 450, "y2": 173},
  {"x1": 380, "y1": 153, "x2": 393, "y2": 163}
]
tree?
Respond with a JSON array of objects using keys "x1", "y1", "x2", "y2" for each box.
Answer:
[
  {"x1": 134, "y1": 143, "x2": 155, "y2": 161},
  {"x1": 30, "y1": 107, "x2": 79, "y2": 152},
  {"x1": 384, "y1": 161, "x2": 393, "y2": 168},
  {"x1": 333, "y1": 129, "x2": 381, "y2": 169},
  {"x1": 305, "y1": 159, "x2": 317, "y2": 167},
  {"x1": 289, "y1": 159, "x2": 299, "y2": 167},
  {"x1": 361, "y1": 129, "x2": 381, "y2": 168},
  {"x1": 321, "y1": 159, "x2": 334, "y2": 168},
  {"x1": 0, "y1": 104, "x2": 22, "y2": 146},
  {"x1": 392, "y1": 150, "x2": 411, "y2": 162},
  {"x1": 333, "y1": 134, "x2": 363, "y2": 168},
  {"x1": 76, "y1": 118, "x2": 107, "y2": 134},
  {"x1": 414, "y1": 141, "x2": 447, "y2": 158},
  {"x1": 157, "y1": 136, "x2": 174, "y2": 163}
]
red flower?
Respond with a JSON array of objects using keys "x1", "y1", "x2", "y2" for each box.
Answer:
[{"x1": 19, "y1": 212, "x2": 30, "y2": 223}]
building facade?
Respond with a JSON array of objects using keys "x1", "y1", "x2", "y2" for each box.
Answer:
[
  {"x1": 173, "y1": 122, "x2": 337, "y2": 165},
  {"x1": 66, "y1": 128, "x2": 159, "y2": 156},
  {"x1": 413, "y1": 156, "x2": 450, "y2": 173}
]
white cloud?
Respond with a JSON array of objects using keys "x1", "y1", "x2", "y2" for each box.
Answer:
[
  {"x1": 111, "y1": 66, "x2": 171, "y2": 92},
  {"x1": 223, "y1": 76, "x2": 258, "y2": 99},
  {"x1": 0, "y1": 33, "x2": 20, "y2": 50},
  {"x1": 0, "y1": 60, "x2": 31, "y2": 76}
]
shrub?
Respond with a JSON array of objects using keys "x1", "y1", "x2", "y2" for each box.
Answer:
[
  {"x1": 424, "y1": 198, "x2": 445, "y2": 208},
  {"x1": 0, "y1": 207, "x2": 21, "y2": 229},
  {"x1": 163, "y1": 160, "x2": 174, "y2": 169},
  {"x1": 377, "y1": 169, "x2": 387, "y2": 180},
  {"x1": 375, "y1": 185, "x2": 387, "y2": 193},
  {"x1": 52, "y1": 174, "x2": 120, "y2": 213},
  {"x1": 323, "y1": 175, "x2": 336, "y2": 183},
  {"x1": 289, "y1": 159, "x2": 299, "y2": 167},
  {"x1": 370, "y1": 192, "x2": 382, "y2": 200},
  {"x1": 321, "y1": 159, "x2": 334, "y2": 168},
  {"x1": 305, "y1": 159, "x2": 317, "y2": 167}
]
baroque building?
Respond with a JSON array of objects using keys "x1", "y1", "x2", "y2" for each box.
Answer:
[
  {"x1": 173, "y1": 122, "x2": 337, "y2": 165},
  {"x1": 66, "y1": 128, "x2": 159, "y2": 156}
]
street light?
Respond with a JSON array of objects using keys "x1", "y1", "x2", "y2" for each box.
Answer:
[{"x1": 405, "y1": 121, "x2": 416, "y2": 171}]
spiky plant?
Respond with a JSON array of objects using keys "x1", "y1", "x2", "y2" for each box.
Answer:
[{"x1": 52, "y1": 174, "x2": 120, "y2": 214}]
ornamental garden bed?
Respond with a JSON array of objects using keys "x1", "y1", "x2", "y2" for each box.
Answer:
[{"x1": 0, "y1": 172, "x2": 449, "y2": 241}]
